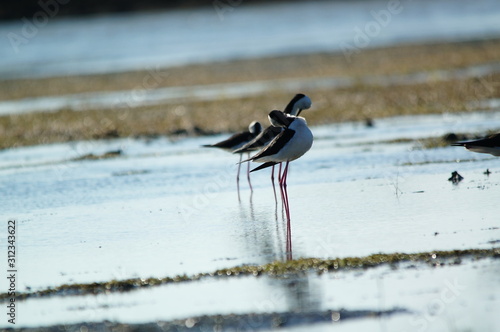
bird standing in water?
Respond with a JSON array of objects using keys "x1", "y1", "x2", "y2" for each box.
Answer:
[
  {"x1": 233, "y1": 94, "x2": 312, "y2": 193},
  {"x1": 242, "y1": 110, "x2": 313, "y2": 256}
]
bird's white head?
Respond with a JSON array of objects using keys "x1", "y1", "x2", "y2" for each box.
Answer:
[
  {"x1": 285, "y1": 93, "x2": 312, "y2": 116},
  {"x1": 248, "y1": 121, "x2": 262, "y2": 135}
]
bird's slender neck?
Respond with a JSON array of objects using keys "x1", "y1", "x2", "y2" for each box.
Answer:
[{"x1": 284, "y1": 94, "x2": 306, "y2": 115}]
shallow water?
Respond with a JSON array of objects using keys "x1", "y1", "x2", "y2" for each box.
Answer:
[
  {"x1": 16, "y1": 258, "x2": 500, "y2": 331},
  {"x1": 1, "y1": 0, "x2": 500, "y2": 80},
  {"x1": 1, "y1": 110, "x2": 499, "y2": 329}
]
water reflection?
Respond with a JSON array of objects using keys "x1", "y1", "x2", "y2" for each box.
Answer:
[
  {"x1": 282, "y1": 276, "x2": 322, "y2": 313},
  {"x1": 235, "y1": 186, "x2": 293, "y2": 263},
  {"x1": 247, "y1": 272, "x2": 323, "y2": 329},
  {"x1": 279, "y1": 182, "x2": 293, "y2": 260}
]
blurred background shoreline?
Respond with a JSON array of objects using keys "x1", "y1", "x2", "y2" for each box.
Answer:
[
  {"x1": 0, "y1": 0, "x2": 499, "y2": 149},
  {"x1": 1, "y1": 0, "x2": 500, "y2": 80},
  {"x1": 0, "y1": 0, "x2": 299, "y2": 21}
]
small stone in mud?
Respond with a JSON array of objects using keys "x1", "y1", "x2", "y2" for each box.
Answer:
[
  {"x1": 365, "y1": 118, "x2": 374, "y2": 127},
  {"x1": 448, "y1": 171, "x2": 463, "y2": 184}
]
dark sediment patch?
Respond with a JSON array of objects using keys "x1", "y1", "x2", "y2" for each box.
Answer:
[{"x1": 2, "y1": 308, "x2": 408, "y2": 332}]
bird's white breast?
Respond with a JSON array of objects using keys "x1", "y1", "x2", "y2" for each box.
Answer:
[{"x1": 275, "y1": 117, "x2": 313, "y2": 162}]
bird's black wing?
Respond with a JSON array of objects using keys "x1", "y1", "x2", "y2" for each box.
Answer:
[
  {"x1": 250, "y1": 128, "x2": 295, "y2": 162},
  {"x1": 203, "y1": 131, "x2": 253, "y2": 149},
  {"x1": 250, "y1": 162, "x2": 278, "y2": 173},
  {"x1": 233, "y1": 126, "x2": 282, "y2": 153}
]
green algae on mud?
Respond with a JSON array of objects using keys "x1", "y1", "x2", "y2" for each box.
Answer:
[
  {"x1": 70, "y1": 149, "x2": 123, "y2": 161},
  {"x1": 1, "y1": 248, "x2": 498, "y2": 302}
]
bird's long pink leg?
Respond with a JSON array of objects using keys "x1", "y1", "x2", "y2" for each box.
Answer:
[
  {"x1": 246, "y1": 153, "x2": 253, "y2": 191},
  {"x1": 287, "y1": 234, "x2": 293, "y2": 261},
  {"x1": 280, "y1": 161, "x2": 290, "y2": 188},
  {"x1": 283, "y1": 162, "x2": 291, "y2": 217},
  {"x1": 271, "y1": 165, "x2": 277, "y2": 203},
  {"x1": 277, "y1": 165, "x2": 288, "y2": 257},
  {"x1": 278, "y1": 162, "x2": 287, "y2": 220},
  {"x1": 278, "y1": 165, "x2": 286, "y2": 218},
  {"x1": 236, "y1": 154, "x2": 242, "y2": 194},
  {"x1": 280, "y1": 161, "x2": 292, "y2": 259},
  {"x1": 278, "y1": 162, "x2": 282, "y2": 183}
]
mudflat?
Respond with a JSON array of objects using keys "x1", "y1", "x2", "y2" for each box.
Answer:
[{"x1": 1, "y1": 38, "x2": 499, "y2": 149}]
